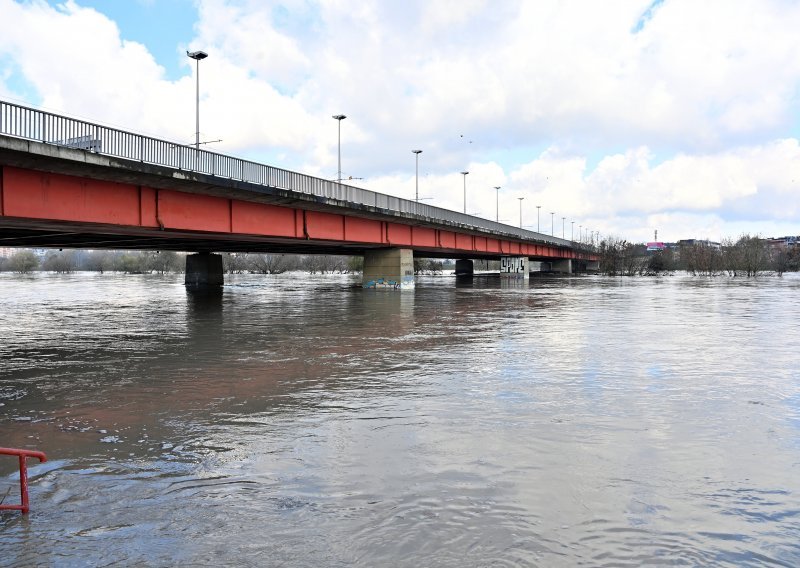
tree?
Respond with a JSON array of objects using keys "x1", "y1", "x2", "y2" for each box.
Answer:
[
  {"x1": 41, "y1": 250, "x2": 78, "y2": 273},
  {"x1": 300, "y1": 254, "x2": 352, "y2": 273},
  {"x1": 116, "y1": 253, "x2": 147, "y2": 273},
  {"x1": 414, "y1": 258, "x2": 444, "y2": 274},
  {"x1": 149, "y1": 251, "x2": 182, "y2": 274},
  {"x1": 680, "y1": 243, "x2": 722, "y2": 276},
  {"x1": 222, "y1": 253, "x2": 249, "y2": 274},
  {"x1": 722, "y1": 234, "x2": 769, "y2": 277},
  {"x1": 83, "y1": 250, "x2": 114, "y2": 273},
  {"x1": 248, "y1": 253, "x2": 291, "y2": 274},
  {"x1": 788, "y1": 246, "x2": 800, "y2": 272},
  {"x1": 8, "y1": 250, "x2": 40, "y2": 273},
  {"x1": 347, "y1": 256, "x2": 364, "y2": 273},
  {"x1": 598, "y1": 237, "x2": 646, "y2": 276}
]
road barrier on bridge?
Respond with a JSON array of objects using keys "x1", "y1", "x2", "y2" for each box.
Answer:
[
  {"x1": 0, "y1": 447, "x2": 47, "y2": 514},
  {"x1": 0, "y1": 99, "x2": 594, "y2": 253}
]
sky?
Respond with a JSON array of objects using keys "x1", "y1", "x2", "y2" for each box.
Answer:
[{"x1": 1, "y1": 0, "x2": 799, "y2": 243}]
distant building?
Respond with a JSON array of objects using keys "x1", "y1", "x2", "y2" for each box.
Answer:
[
  {"x1": 678, "y1": 239, "x2": 721, "y2": 250},
  {"x1": 0, "y1": 247, "x2": 51, "y2": 258},
  {"x1": 766, "y1": 236, "x2": 798, "y2": 251},
  {"x1": 646, "y1": 241, "x2": 666, "y2": 251}
]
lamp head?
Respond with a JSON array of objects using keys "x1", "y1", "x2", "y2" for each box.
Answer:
[{"x1": 187, "y1": 50, "x2": 208, "y2": 60}]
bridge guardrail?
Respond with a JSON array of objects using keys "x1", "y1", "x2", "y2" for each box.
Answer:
[{"x1": 0, "y1": 99, "x2": 594, "y2": 252}]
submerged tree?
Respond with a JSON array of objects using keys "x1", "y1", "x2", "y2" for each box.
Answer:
[
  {"x1": 680, "y1": 243, "x2": 723, "y2": 276},
  {"x1": 249, "y1": 253, "x2": 292, "y2": 274},
  {"x1": 414, "y1": 258, "x2": 444, "y2": 274},
  {"x1": 598, "y1": 237, "x2": 647, "y2": 276},
  {"x1": 221, "y1": 253, "x2": 249, "y2": 274},
  {"x1": 8, "y1": 250, "x2": 40, "y2": 273},
  {"x1": 721, "y1": 234, "x2": 770, "y2": 277},
  {"x1": 41, "y1": 250, "x2": 79, "y2": 273},
  {"x1": 148, "y1": 251, "x2": 183, "y2": 274}
]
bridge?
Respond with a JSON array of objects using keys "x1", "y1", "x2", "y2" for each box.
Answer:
[{"x1": 0, "y1": 100, "x2": 597, "y2": 288}]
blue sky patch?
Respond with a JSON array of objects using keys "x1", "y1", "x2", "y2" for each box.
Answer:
[
  {"x1": 47, "y1": 0, "x2": 198, "y2": 81},
  {"x1": 0, "y1": 55, "x2": 42, "y2": 105}
]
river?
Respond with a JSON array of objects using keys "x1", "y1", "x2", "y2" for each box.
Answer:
[{"x1": 2, "y1": 272, "x2": 799, "y2": 566}]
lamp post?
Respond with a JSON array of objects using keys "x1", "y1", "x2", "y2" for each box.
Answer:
[
  {"x1": 579, "y1": 224, "x2": 582, "y2": 243},
  {"x1": 536, "y1": 205, "x2": 541, "y2": 232},
  {"x1": 494, "y1": 186, "x2": 501, "y2": 222},
  {"x1": 186, "y1": 50, "x2": 208, "y2": 150},
  {"x1": 461, "y1": 171, "x2": 469, "y2": 214},
  {"x1": 517, "y1": 197, "x2": 524, "y2": 228},
  {"x1": 571, "y1": 221, "x2": 574, "y2": 241},
  {"x1": 412, "y1": 150, "x2": 422, "y2": 202},
  {"x1": 562, "y1": 217, "x2": 565, "y2": 239},
  {"x1": 550, "y1": 212, "x2": 555, "y2": 236},
  {"x1": 332, "y1": 114, "x2": 346, "y2": 183}
]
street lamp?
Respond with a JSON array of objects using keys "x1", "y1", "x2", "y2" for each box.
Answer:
[
  {"x1": 550, "y1": 212, "x2": 555, "y2": 236},
  {"x1": 571, "y1": 221, "x2": 574, "y2": 241},
  {"x1": 494, "y1": 186, "x2": 501, "y2": 223},
  {"x1": 332, "y1": 114, "x2": 347, "y2": 183},
  {"x1": 186, "y1": 50, "x2": 208, "y2": 150},
  {"x1": 536, "y1": 205, "x2": 541, "y2": 232},
  {"x1": 461, "y1": 171, "x2": 469, "y2": 214},
  {"x1": 412, "y1": 150, "x2": 422, "y2": 202},
  {"x1": 562, "y1": 217, "x2": 565, "y2": 239},
  {"x1": 517, "y1": 197, "x2": 524, "y2": 228},
  {"x1": 579, "y1": 224, "x2": 582, "y2": 243}
]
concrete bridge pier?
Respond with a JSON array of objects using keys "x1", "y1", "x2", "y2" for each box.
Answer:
[
  {"x1": 455, "y1": 259, "x2": 474, "y2": 276},
  {"x1": 552, "y1": 258, "x2": 572, "y2": 274},
  {"x1": 363, "y1": 248, "x2": 415, "y2": 289},
  {"x1": 500, "y1": 256, "x2": 529, "y2": 280},
  {"x1": 185, "y1": 252, "x2": 224, "y2": 288}
]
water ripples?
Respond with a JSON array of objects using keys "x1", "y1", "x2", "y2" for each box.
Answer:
[{"x1": 2, "y1": 272, "x2": 800, "y2": 565}]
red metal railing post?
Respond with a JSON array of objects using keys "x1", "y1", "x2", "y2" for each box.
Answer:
[
  {"x1": 0, "y1": 447, "x2": 47, "y2": 514},
  {"x1": 19, "y1": 454, "x2": 29, "y2": 514}
]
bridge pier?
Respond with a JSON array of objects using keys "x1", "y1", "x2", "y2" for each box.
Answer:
[
  {"x1": 552, "y1": 258, "x2": 572, "y2": 274},
  {"x1": 185, "y1": 252, "x2": 224, "y2": 288},
  {"x1": 500, "y1": 256, "x2": 528, "y2": 280},
  {"x1": 363, "y1": 248, "x2": 414, "y2": 289},
  {"x1": 455, "y1": 259, "x2": 474, "y2": 276}
]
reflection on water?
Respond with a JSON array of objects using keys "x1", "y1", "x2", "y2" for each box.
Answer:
[{"x1": 2, "y1": 272, "x2": 800, "y2": 566}]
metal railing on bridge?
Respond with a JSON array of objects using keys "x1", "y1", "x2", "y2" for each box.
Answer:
[{"x1": 0, "y1": 100, "x2": 587, "y2": 250}]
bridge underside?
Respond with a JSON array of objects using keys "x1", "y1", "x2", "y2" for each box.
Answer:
[
  {"x1": 0, "y1": 219, "x2": 575, "y2": 261},
  {"x1": 0, "y1": 218, "x2": 383, "y2": 256},
  {"x1": 0, "y1": 137, "x2": 596, "y2": 264}
]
